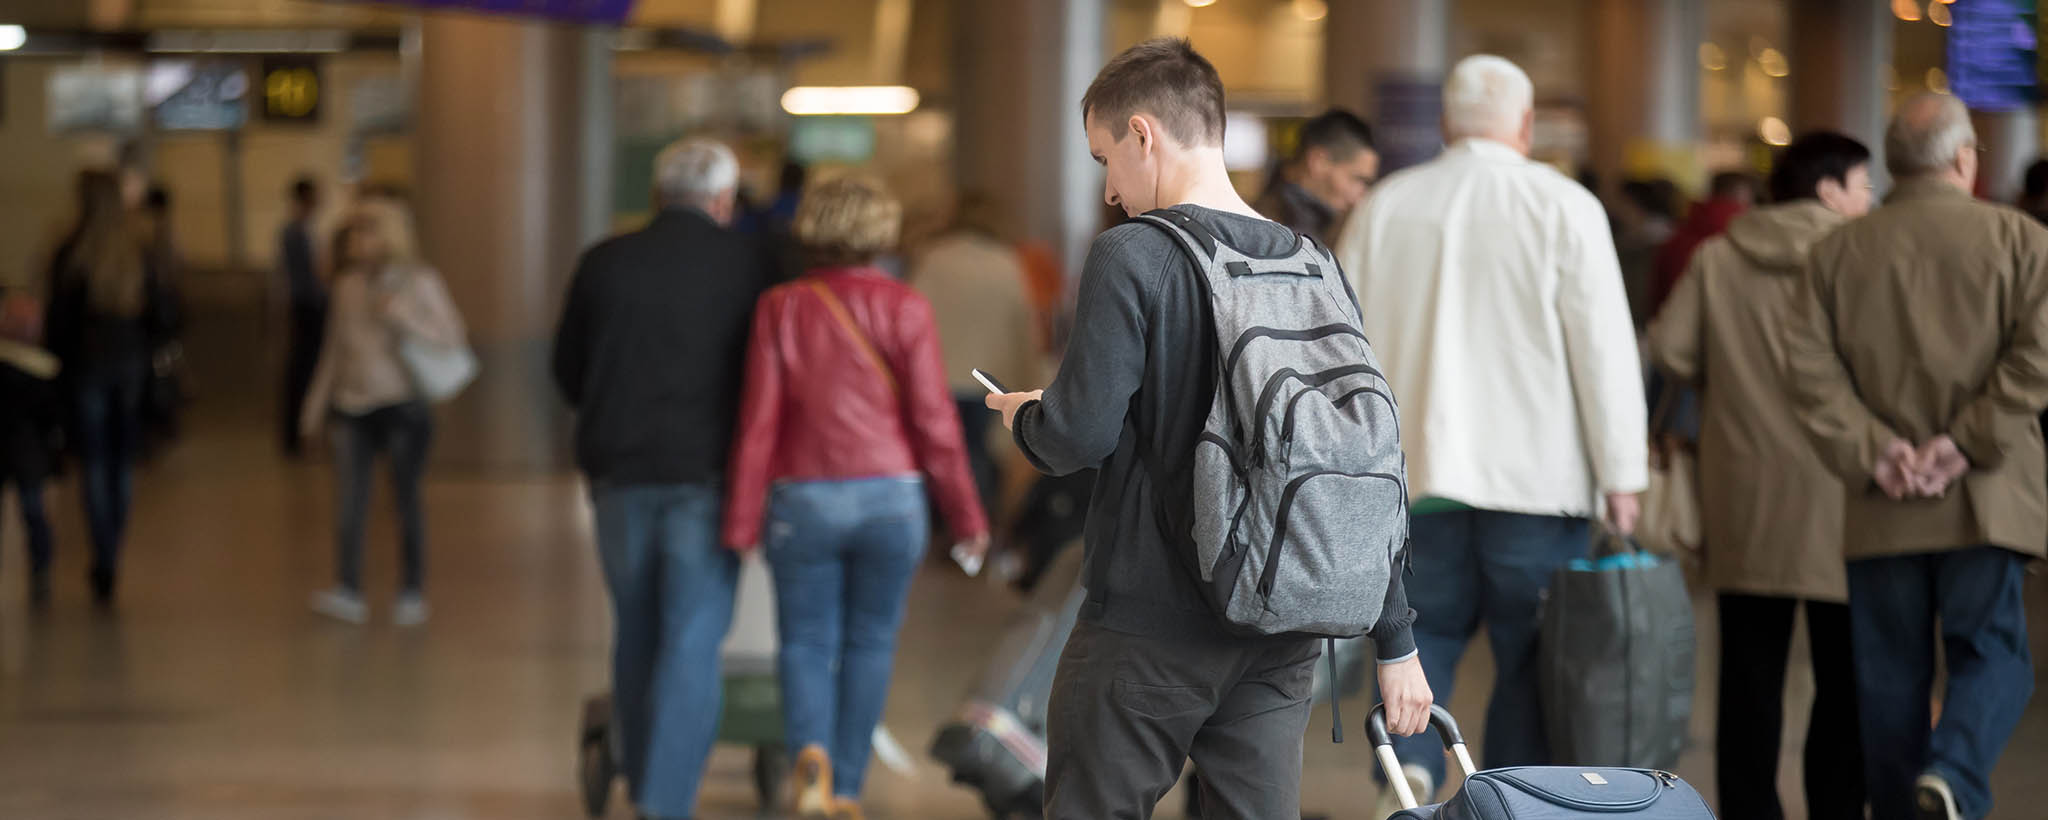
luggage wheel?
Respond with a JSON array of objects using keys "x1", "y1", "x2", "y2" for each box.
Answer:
[{"x1": 578, "y1": 696, "x2": 616, "y2": 818}]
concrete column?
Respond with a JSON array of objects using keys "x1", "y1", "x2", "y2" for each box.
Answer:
[
  {"x1": 1322, "y1": 0, "x2": 1449, "y2": 173},
  {"x1": 952, "y1": 0, "x2": 1104, "y2": 281},
  {"x1": 411, "y1": 13, "x2": 613, "y2": 473},
  {"x1": 1973, "y1": 109, "x2": 2039, "y2": 203},
  {"x1": 1585, "y1": 0, "x2": 1703, "y2": 193},
  {"x1": 1787, "y1": 0, "x2": 1893, "y2": 189}
]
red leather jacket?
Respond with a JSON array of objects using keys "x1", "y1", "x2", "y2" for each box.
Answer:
[{"x1": 723, "y1": 267, "x2": 989, "y2": 548}]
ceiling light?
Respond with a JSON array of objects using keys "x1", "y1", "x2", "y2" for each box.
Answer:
[
  {"x1": 1759, "y1": 117, "x2": 1791, "y2": 147},
  {"x1": 1893, "y1": 0, "x2": 1922, "y2": 21},
  {"x1": 1699, "y1": 42, "x2": 1726, "y2": 71},
  {"x1": 1929, "y1": 3, "x2": 1952, "y2": 25},
  {"x1": 1292, "y1": 0, "x2": 1327, "y2": 21},
  {"x1": 0, "y1": 25, "x2": 24, "y2": 52},
  {"x1": 1184, "y1": 0, "x2": 1217, "y2": 7},
  {"x1": 780, "y1": 86, "x2": 921, "y2": 116},
  {"x1": 1926, "y1": 67, "x2": 1950, "y2": 95},
  {"x1": 1758, "y1": 47, "x2": 1789, "y2": 77}
]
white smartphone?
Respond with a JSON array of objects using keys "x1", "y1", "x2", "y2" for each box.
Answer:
[
  {"x1": 951, "y1": 543, "x2": 985, "y2": 577},
  {"x1": 971, "y1": 368, "x2": 1009, "y2": 395}
]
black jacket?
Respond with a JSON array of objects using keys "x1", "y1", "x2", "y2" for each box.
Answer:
[
  {"x1": 552, "y1": 209, "x2": 776, "y2": 486},
  {"x1": 0, "y1": 355, "x2": 61, "y2": 484},
  {"x1": 1014, "y1": 205, "x2": 1415, "y2": 658}
]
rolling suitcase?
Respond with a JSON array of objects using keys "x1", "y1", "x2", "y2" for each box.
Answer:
[
  {"x1": 929, "y1": 544, "x2": 1087, "y2": 819},
  {"x1": 1367, "y1": 704, "x2": 1715, "y2": 820}
]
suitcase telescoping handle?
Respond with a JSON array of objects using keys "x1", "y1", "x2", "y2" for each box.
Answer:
[{"x1": 1366, "y1": 704, "x2": 1478, "y2": 810}]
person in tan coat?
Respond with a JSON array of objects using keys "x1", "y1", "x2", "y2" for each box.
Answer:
[
  {"x1": 1785, "y1": 93, "x2": 2045, "y2": 820},
  {"x1": 1649, "y1": 131, "x2": 1874, "y2": 820}
]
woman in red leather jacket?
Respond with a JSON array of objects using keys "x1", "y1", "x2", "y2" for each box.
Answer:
[{"x1": 723, "y1": 176, "x2": 989, "y2": 820}]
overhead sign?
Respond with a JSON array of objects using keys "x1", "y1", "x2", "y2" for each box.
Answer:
[
  {"x1": 260, "y1": 56, "x2": 322, "y2": 123},
  {"x1": 1950, "y1": 0, "x2": 2037, "y2": 111},
  {"x1": 149, "y1": 61, "x2": 248, "y2": 131}
]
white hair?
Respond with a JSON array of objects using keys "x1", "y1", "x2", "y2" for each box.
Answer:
[
  {"x1": 1443, "y1": 55, "x2": 1534, "y2": 141},
  {"x1": 653, "y1": 137, "x2": 739, "y2": 207},
  {"x1": 1886, "y1": 93, "x2": 1976, "y2": 177}
]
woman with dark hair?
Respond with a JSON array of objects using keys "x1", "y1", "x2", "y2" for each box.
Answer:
[
  {"x1": 1647, "y1": 131, "x2": 1875, "y2": 820},
  {"x1": 44, "y1": 169, "x2": 166, "y2": 605},
  {"x1": 724, "y1": 176, "x2": 989, "y2": 820}
]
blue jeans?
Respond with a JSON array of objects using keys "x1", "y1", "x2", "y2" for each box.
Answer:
[
  {"x1": 4, "y1": 478, "x2": 52, "y2": 576},
  {"x1": 331, "y1": 402, "x2": 432, "y2": 593},
  {"x1": 764, "y1": 477, "x2": 929, "y2": 798},
  {"x1": 1379, "y1": 508, "x2": 1590, "y2": 791},
  {"x1": 72, "y1": 364, "x2": 146, "y2": 573},
  {"x1": 592, "y1": 483, "x2": 738, "y2": 820},
  {"x1": 1848, "y1": 547, "x2": 2034, "y2": 820}
]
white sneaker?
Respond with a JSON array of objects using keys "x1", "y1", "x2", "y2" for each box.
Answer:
[
  {"x1": 1372, "y1": 763, "x2": 1435, "y2": 818},
  {"x1": 1914, "y1": 772, "x2": 1962, "y2": 820},
  {"x1": 392, "y1": 593, "x2": 430, "y2": 627},
  {"x1": 310, "y1": 587, "x2": 368, "y2": 625}
]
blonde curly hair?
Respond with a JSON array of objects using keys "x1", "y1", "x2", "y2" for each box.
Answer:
[{"x1": 794, "y1": 175, "x2": 900, "y2": 268}]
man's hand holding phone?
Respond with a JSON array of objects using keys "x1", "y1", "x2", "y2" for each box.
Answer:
[{"x1": 975, "y1": 368, "x2": 1041, "y2": 431}]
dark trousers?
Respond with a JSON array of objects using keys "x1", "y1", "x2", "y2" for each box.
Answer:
[
  {"x1": 331, "y1": 402, "x2": 432, "y2": 594},
  {"x1": 73, "y1": 364, "x2": 147, "y2": 574},
  {"x1": 280, "y1": 303, "x2": 325, "y2": 455},
  {"x1": 1715, "y1": 594, "x2": 1864, "y2": 820},
  {"x1": 1383, "y1": 509, "x2": 1590, "y2": 789},
  {"x1": 1848, "y1": 547, "x2": 2034, "y2": 820},
  {"x1": 1043, "y1": 620, "x2": 1319, "y2": 820},
  {"x1": 955, "y1": 395, "x2": 1001, "y2": 520},
  {"x1": 3, "y1": 476, "x2": 52, "y2": 576}
]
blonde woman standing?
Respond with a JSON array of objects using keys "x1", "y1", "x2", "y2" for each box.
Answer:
[{"x1": 300, "y1": 199, "x2": 466, "y2": 626}]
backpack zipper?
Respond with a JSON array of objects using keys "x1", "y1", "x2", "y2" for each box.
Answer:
[
  {"x1": 1258, "y1": 469, "x2": 1404, "y2": 598},
  {"x1": 1246, "y1": 364, "x2": 1384, "y2": 466}
]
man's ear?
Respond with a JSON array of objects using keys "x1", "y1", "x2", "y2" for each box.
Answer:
[{"x1": 1129, "y1": 114, "x2": 1154, "y2": 152}]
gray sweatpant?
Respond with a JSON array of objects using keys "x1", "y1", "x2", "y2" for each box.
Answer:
[{"x1": 1043, "y1": 620, "x2": 1322, "y2": 820}]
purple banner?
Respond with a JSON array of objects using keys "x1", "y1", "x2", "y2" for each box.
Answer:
[{"x1": 336, "y1": 0, "x2": 635, "y2": 25}]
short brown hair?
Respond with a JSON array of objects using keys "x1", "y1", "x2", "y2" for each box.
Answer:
[
  {"x1": 1081, "y1": 38, "x2": 1226, "y2": 147},
  {"x1": 795, "y1": 175, "x2": 901, "y2": 267}
]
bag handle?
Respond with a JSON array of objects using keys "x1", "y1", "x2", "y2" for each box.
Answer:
[{"x1": 807, "y1": 279, "x2": 898, "y2": 394}]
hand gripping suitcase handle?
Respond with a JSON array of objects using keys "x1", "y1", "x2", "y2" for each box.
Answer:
[{"x1": 1367, "y1": 704, "x2": 1477, "y2": 810}]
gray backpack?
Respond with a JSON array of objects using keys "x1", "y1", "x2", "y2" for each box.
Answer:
[{"x1": 1139, "y1": 209, "x2": 1409, "y2": 639}]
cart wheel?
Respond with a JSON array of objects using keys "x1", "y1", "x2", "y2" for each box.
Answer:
[
  {"x1": 579, "y1": 698, "x2": 616, "y2": 818},
  {"x1": 753, "y1": 743, "x2": 790, "y2": 807}
]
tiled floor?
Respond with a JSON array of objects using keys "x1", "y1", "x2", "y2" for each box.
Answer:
[{"x1": 0, "y1": 317, "x2": 2042, "y2": 819}]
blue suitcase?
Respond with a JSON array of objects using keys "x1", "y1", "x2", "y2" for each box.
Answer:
[{"x1": 1368, "y1": 705, "x2": 1716, "y2": 820}]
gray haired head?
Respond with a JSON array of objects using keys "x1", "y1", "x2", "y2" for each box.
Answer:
[
  {"x1": 1885, "y1": 93, "x2": 1975, "y2": 178},
  {"x1": 653, "y1": 137, "x2": 740, "y2": 210}
]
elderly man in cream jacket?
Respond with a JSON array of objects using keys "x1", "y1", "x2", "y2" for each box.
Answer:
[{"x1": 1335, "y1": 54, "x2": 1647, "y2": 808}]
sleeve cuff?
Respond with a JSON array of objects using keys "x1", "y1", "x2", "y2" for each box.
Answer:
[{"x1": 1375, "y1": 648, "x2": 1418, "y2": 666}]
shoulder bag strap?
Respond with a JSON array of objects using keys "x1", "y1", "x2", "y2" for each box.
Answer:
[{"x1": 807, "y1": 279, "x2": 898, "y2": 394}]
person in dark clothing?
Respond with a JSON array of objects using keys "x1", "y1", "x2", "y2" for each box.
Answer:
[
  {"x1": 552, "y1": 137, "x2": 776, "y2": 820},
  {"x1": 1651, "y1": 170, "x2": 1758, "y2": 320},
  {"x1": 0, "y1": 291, "x2": 61, "y2": 606},
  {"x1": 2019, "y1": 158, "x2": 2048, "y2": 225},
  {"x1": 1252, "y1": 108, "x2": 1379, "y2": 244},
  {"x1": 278, "y1": 176, "x2": 324, "y2": 457},
  {"x1": 984, "y1": 39, "x2": 1429, "y2": 820},
  {"x1": 44, "y1": 169, "x2": 166, "y2": 606}
]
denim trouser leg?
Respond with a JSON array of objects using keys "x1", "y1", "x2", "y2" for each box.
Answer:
[
  {"x1": 330, "y1": 413, "x2": 378, "y2": 593},
  {"x1": 765, "y1": 477, "x2": 928, "y2": 799},
  {"x1": 593, "y1": 483, "x2": 738, "y2": 820},
  {"x1": 73, "y1": 367, "x2": 144, "y2": 573},
  {"x1": 383, "y1": 404, "x2": 432, "y2": 593},
  {"x1": 1387, "y1": 510, "x2": 1478, "y2": 790},
  {"x1": 14, "y1": 479, "x2": 54, "y2": 575},
  {"x1": 1850, "y1": 548, "x2": 2034, "y2": 820},
  {"x1": 1382, "y1": 509, "x2": 1588, "y2": 792}
]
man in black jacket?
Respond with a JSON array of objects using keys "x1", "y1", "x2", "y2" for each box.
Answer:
[
  {"x1": 552, "y1": 138, "x2": 774, "y2": 820},
  {"x1": 986, "y1": 39, "x2": 1429, "y2": 820}
]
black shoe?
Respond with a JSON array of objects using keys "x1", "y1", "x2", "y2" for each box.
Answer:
[
  {"x1": 89, "y1": 568, "x2": 116, "y2": 607},
  {"x1": 29, "y1": 572, "x2": 51, "y2": 608}
]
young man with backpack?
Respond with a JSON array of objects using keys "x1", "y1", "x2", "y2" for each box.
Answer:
[{"x1": 986, "y1": 38, "x2": 1430, "y2": 820}]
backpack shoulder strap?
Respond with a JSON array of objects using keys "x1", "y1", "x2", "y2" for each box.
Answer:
[{"x1": 1135, "y1": 209, "x2": 1219, "y2": 265}]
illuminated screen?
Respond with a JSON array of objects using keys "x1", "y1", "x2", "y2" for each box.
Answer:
[{"x1": 1949, "y1": 0, "x2": 2038, "y2": 112}]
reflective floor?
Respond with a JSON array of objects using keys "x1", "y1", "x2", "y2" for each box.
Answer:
[{"x1": 0, "y1": 317, "x2": 2043, "y2": 819}]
